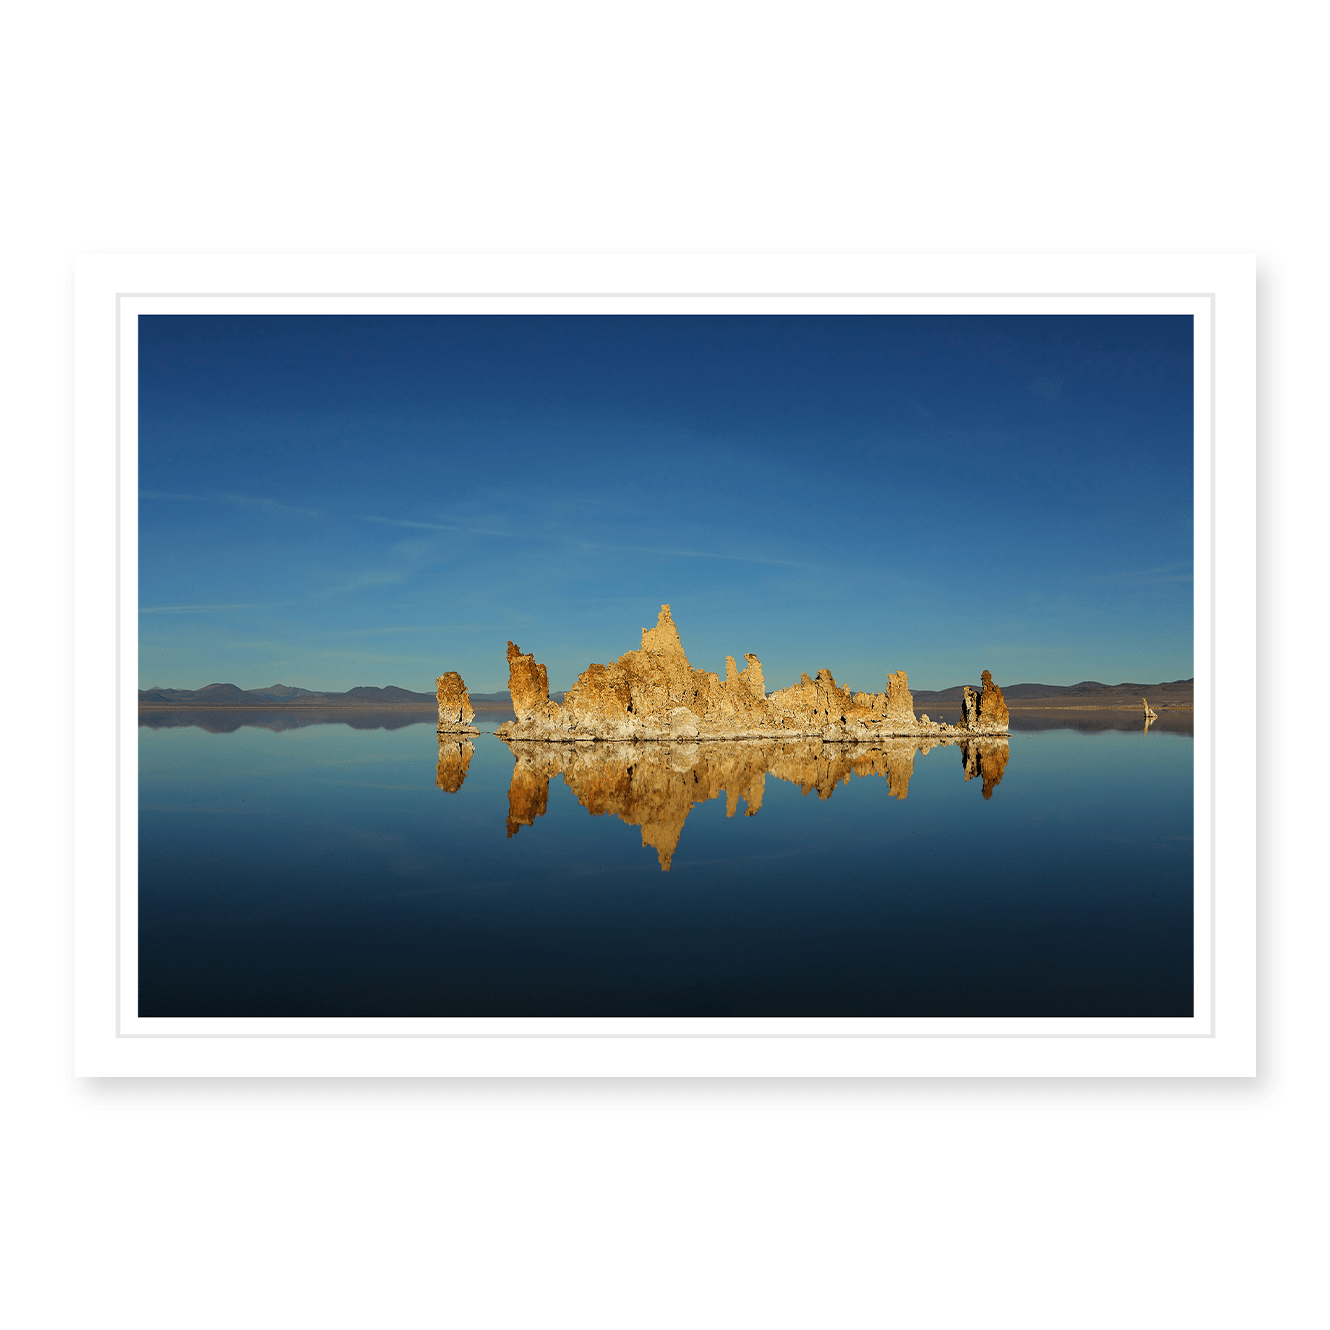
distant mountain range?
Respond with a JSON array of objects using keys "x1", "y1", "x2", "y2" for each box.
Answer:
[
  {"x1": 137, "y1": 684, "x2": 560, "y2": 709},
  {"x1": 140, "y1": 683, "x2": 444, "y2": 708},
  {"x1": 912, "y1": 678, "x2": 1193, "y2": 711},
  {"x1": 139, "y1": 679, "x2": 1189, "y2": 710}
]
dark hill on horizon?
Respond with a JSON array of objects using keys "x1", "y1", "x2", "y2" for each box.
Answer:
[
  {"x1": 138, "y1": 684, "x2": 553, "y2": 709},
  {"x1": 140, "y1": 678, "x2": 1189, "y2": 711},
  {"x1": 911, "y1": 678, "x2": 1193, "y2": 713},
  {"x1": 139, "y1": 682, "x2": 439, "y2": 707}
]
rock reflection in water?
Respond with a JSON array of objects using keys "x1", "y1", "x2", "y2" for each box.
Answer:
[
  {"x1": 503, "y1": 736, "x2": 1010, "y2": 871},
  {"x1": 960, "y1": 737, "x2": 1009, "y2": 799},
  {"x1": 435, "y1": 738, "x2": 476, "y2": 793}
]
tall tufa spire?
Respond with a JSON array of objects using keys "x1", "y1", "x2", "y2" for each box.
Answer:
[{"x1": 640, "y1": 603, "x2": 686, "y2": 656}]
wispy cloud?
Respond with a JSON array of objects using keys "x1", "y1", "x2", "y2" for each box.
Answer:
[
  {"x1": 360, "y1": 516, "x2": 517, "y2": 538},
  {"x1": 140, "y1": 603, "x2": 273, "y2": 614},
  {"x1": 576, "y1": 541, "x2": 806, "y2": 569},
  {"x1": 306, "y1": 648, "x2": 441, "y2": 665},
  {"x1": 323, "y1": 623, "x2": 498, "y2": 638},
  {"x1": 1079, "y1": 562, "x2": 1193, "y2": 588},
  {"x1": 902, "y1": 396, "x2": 936, "y2": 426},
  {"x1": 140, "y1": 804, "x2": 261, "y2": 815},
  {"x1": 218, "y1": 492, "x2": 321, "y2": 517},
  {"x1": 313, "y1": 569, "x2": 411, "y2": 599},
  {"x1": 139, "y1": 490, "x2": 320, "y2": 517},
  {"x1": 218, "y1": 640, "x2": 442, "y2": 666}
]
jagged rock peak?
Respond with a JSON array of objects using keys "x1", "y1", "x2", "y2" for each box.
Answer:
[
  {"x1": 493, "y1": 604, "x2": 1010, "y2": 742},
  {"x1": 435, "y1": 671, "x2": 479, "y2": 733},
  {"x1": 506, "y1": 641, "x2": 552, "y2": 721},
  {"x1": 976, "y1": 670, "x2": 1010, "y2": 730},
  {"x1": 641, "y1": 604, "x2": 687, "y2": 657},
  {"x1": 959, "y1": 671, "x2": 1008, "y2": 733},
  {"x1": 885, "y1": 671, "x2": 913, "y2": 714},
  {"x1": 740, "y1": 653, "x2": 765, "y2": 698}
]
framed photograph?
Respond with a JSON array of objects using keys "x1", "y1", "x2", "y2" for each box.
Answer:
[{"x1": 73, "y1": 253, "x2": 1255, "y2": 1076}]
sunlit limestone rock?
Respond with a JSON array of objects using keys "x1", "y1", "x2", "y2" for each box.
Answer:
[
  {"x1": 977, "y1": 671, "x2": 1010, "y2": 730},
  {"x1": 435, "y1": 737, "x2": 476, "y2": 793},
  {"x1": 962, "y1": 686, "x2": 984, "y2": 728},
  {"x1": 493, "y1": 604, "x2": 1009, "y2": 742},
  {"x1": 958, "y1": 671, "x2": 1010, "y2": 736},
  {"x1": 765, "y1": 666, "x2": 917, "y2": 736},
  {"x1": 959, "y1": 737, "x2": 1010, "y2": 799},
  {"x1": 436, "y1": 671, "x2": 479, "y2": 734},
  {"x1": 562, "y1": 661, "x2": 634, "y2": 728},
  {"x1": 505, "y1": 641, "x2": 561, "y2": 724},
  {"x1": 500, "y1": 734, "x2": 984, "y2": 871},
  {"x1": 1141, "y1": 697, "x2": 1159, "y2": 734}
]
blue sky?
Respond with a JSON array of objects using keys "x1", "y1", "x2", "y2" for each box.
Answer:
[{"x1": 138, "y1": 314, "x2": 1194, "y2": 693}]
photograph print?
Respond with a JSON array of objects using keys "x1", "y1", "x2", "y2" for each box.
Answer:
[{"x1": 136, "y1": 310, "x2": 1196, "y2": 1019}]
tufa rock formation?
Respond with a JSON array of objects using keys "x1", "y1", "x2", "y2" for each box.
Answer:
[
  {"x1": 506, "y1": 641, "x2": 554, "y2": 722},
  {"x1": 978, "y1": 670, "x2": 1010, "y2": 729},
  {"x1": 1142, "y1": 697, "x2": 1158, "y2": 719},
  {"x1": 436, "y1": 671, "x2": 479, "y2": 734},
  {"x1": 495, "y1": 604, "x2": 1008, "y2": 742},
  {"x1": 502, "y1": 733, "x2": 1007, "y2": 870},
  {"x1": 435, "y1": 737, "x2": 476, "y2": 793},
  {"x1": 960, "y1": 670, "x2": 1010, "y2": 732}
]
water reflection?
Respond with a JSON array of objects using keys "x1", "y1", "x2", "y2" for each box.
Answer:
[
  {"x1": 139, "y1": 708, "x2": 436, "y2": 733},
  {"x1": 961, "y1": 738, "x2": 1009, "y2": 797},
  {"x1": 436, "y1": 738, "x2": 476, "y2": 792},
  {"x1": 497, "y1": 736, "x2": 1010, "y2": 871}
]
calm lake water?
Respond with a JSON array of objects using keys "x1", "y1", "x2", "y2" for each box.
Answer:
[{"x1": 138, "y1": 714, "x2": 1194, "y2": 1016}]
